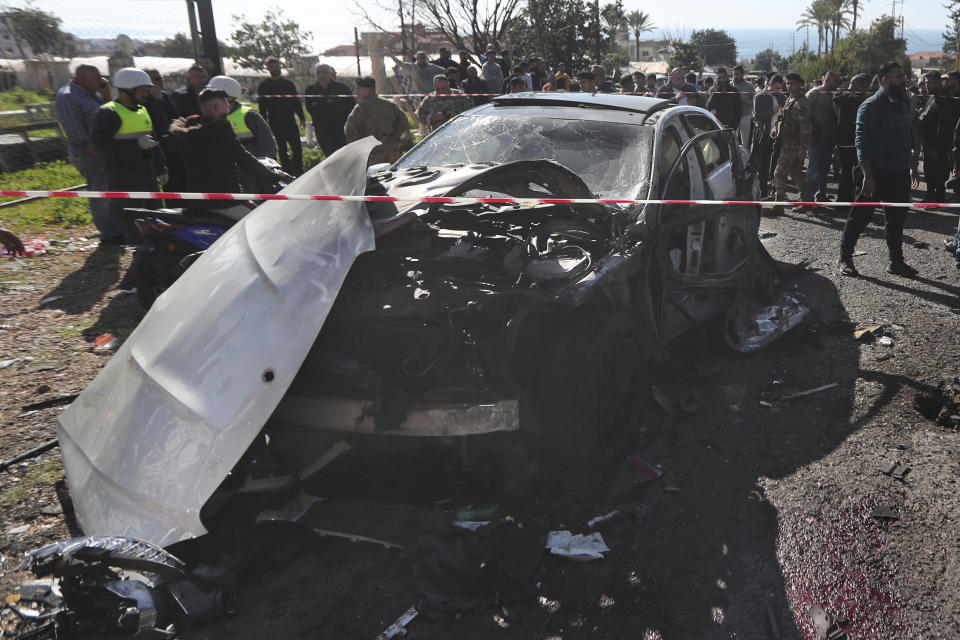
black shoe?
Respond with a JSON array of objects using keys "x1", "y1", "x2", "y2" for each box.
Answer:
[
  {"x1": 837, "y1": 256, "x2": 859, "y2": 277},
  {"x1": 99, "y1": 235, "x2": 125, "y2": 246},
  {"x1": 886, "y1": 260, "x2": 917, "y2": 277}
]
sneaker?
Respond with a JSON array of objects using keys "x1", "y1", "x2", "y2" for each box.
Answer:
[
  {"x1": 886, "y1": 260, "x2": 918, "y2": 277},
  {"x1": 837, "y1": 256, "x2": 859, "y2": 277}
]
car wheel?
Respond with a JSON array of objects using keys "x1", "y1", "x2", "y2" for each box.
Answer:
[{"x1": 535, "y1": 312, "x2": 647, "y2": 488}]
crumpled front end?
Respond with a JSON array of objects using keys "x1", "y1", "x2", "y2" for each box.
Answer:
[{"x1": 57, "y1": 137, "x2": 380, "y2": 548}]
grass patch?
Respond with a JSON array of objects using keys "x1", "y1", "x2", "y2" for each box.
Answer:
[
  {"x1": 0, "y1": 161, "x2": 90, "y2": 232},
  {"x1": 0, "y1": 459, "x2": 63, "y2": 507},
  {"x1": 0, "y1": 87, "x2": 53, "y2": 112}
]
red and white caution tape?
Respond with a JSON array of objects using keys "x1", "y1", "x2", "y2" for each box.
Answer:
[
  {"x1": 1, "y1": 189, "x2": 957, "y2": 209},
  {"x1": 256, "y1": 92, "x2": 502, "y2": 99}
]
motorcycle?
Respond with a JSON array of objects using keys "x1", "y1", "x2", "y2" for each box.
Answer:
[{"x1": 118, "y1": 158, "x2": 288, "y2": 309}]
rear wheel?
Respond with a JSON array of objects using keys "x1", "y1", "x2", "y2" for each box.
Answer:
[{"x1": 536, "y1": 312, "x2": 647, "y2": 488}]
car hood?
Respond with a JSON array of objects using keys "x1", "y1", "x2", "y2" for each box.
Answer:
[{"x1": 56, "y1": 137, "x2": 379, "y2": 548}]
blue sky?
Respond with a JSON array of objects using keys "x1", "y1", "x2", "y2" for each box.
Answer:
[{"x1": 12, "y1": 0, "x2": 953, "y2": 54}]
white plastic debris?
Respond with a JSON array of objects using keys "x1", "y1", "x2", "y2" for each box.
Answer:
[
  {"x1": 6, "y1": 525, "x2": 29, "y2": 535},
  {"x1": 0, "y1": 358, "x2": 19, "y2": 370},
  {"x1": 587, "y1": 511, "x2": 620, "y2": 528},
  {"x1": 452, "y1": 521, "x2": 490, "y2": 531},
  {"x1": 878, "y1": 336, "x2": 894, "y2": 347},
  {"x1": 545, "y1": 530, "x2": 610, "y2": 561},
  {"x1": 376, "y1": 606, "x2": 418, "y2": 639}
]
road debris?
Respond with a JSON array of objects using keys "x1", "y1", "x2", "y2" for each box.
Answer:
[
  {"x1": 881, "y1": 461, "x2": 911, "y2": 481},
  {"x1": 914, "y1": 377, "x2": 960, "y2": 428},
  {"x1": 854, "y1": 325, "x2": 884, "y2": 342},
  {"x1": 877, "y1": 336, "x2": 893, "y2": 347},
  {"x1": 455, "y1": 504, "x2": 499, "y2": 521},
  {"x1": 0, "y1": 536, "x2": 232, "y2": 639},
  {"x1": 92, "y1": 333, "x2": 119, "y2": 351},
  {"x1": 871, "y1": 506, "x2": 900, "y2": 521},
  {"x1": 782, "y1": 383, "x2": 839, "y2": 400},
  {"x1": 545, "y1": 531, "x2": 609, "y2": 561},
  {"x1": 452, "y1": 521, "x2": 490, "y2": 531},
  {"x1": 587, "y1": 511, "x2": 620, "y2": 528},
  {"x1": 312, "y1": 528, "x2": 404, "y2": 549},
  {"x1": 20, "y1": 395, "x2": 78, "y2": 413},
  {"x1": 6, "y1": 525, "x2": 29, "y2": 535},
  {"x1": 626, "y1": 455, "x2": 662, "y2": 484},
  {"x1": 376, "y1": 606, "x2": 418, "y2": 640},
  {"x1": 0, "y1": 439, "x2": 58, "y2": 473}
]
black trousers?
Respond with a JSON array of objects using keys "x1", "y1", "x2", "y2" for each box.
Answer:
[
  {"x1": 836, "y1": 147, "x2": 860, "y2": 203},
  {"x1": 273, "y1": 125, "x2": 303, "y2": 175},
  {"x1": 840, "y1": 167, "x2": 910, "y2": 262},
  {"x1": 316, "y1": 129, "x2": 347, "y2": 158},
  {"x1": 923, "y1": 145, "x2": 948, "y2": 202}
]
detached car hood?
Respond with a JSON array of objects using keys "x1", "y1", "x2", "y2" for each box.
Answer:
[{"x1": 56, "y1": 137, "x2": 379, "y2": 548}]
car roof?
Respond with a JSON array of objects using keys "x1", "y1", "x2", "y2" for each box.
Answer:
[{"x1": 490, "y1": 91, "x2": 672, "y2": 116}]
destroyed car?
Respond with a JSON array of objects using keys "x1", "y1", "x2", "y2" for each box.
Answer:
[{"x1": 58, "y1": 95, "x2": 807, "y2": 547}]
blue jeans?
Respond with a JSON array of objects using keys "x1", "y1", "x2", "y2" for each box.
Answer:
[
  {"x1": 806, "y1": 138, "x2": 834, "y2": 201},
  {"x1": 69, "y1": 146, "x2": 123, "y2": 240}
]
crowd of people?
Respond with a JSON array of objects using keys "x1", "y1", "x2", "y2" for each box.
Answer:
[{"x1": 15, "y1": 46, "x2": 956, "y2": 275}]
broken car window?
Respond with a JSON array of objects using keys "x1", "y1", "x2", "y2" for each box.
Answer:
[{"x1": 397, "y1": 114, "x2": 653, "y2": 199}]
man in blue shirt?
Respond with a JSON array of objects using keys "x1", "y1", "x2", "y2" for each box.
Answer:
[
  {"x1": 838, "y1": 61, "x2": 920, "y2": 277},
  {"x1": 55, "y1": 65, "x2": 122, "y2": 243}
]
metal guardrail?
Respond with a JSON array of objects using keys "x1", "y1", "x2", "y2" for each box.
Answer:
[{"x1": 0, "y1": 183, "x2": 86, "y2": 209}]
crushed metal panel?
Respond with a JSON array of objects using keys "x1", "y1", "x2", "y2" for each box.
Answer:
[
  {"x1": 57, "y1": 137, "x2": 380, "y2": 548},
  {"x1": 273, "y1": 396, "x2": 520, "y2": 437}
]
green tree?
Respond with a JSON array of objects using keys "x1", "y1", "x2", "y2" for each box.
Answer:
[
  {"x1": 753, "y1": 47, "x2": 785, "y2": 72},
  {"x1": 689, "y1": 28, "x2": 737, "y2": 66},
  {"x1": 600, "y1": 0, "x2": 626, "y2": 46},
  {"x1": 668, "y1": 40, "x2": 702, "y2": 71},
  {"x1": 505, "y1": 0, "x2": 597, "y2": 71},
  {"x1": 945, "y1": 0, "x2": 960, "y2": 58},
  {"x1": 3, "y1": 5, "x2": 74, "y2": 55},
  {"x1": 832, "y1": 15, "x2": 909, "y2": 77},
  {"x1": 625, "y1": 10, "x2": 655, "y2": 60},
  {"x1": 229, "y1": 8, "x2": 313, "y2": 71},
  {"x1": 161, "y1": 32, "x2": 195, "y2": 57}
]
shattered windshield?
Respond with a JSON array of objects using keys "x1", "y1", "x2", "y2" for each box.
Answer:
[{"x1": 397, "y1": 114, "x2": 653, "y2": 199}]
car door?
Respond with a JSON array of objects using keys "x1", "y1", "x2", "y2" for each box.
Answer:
[{"x1": 651, "y1": 121, "x2": 759, "y2": 345}]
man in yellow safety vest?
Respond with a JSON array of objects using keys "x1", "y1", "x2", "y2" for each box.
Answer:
[{"x1": 90, "y1": 67, "x2": 167, "y2": 243}]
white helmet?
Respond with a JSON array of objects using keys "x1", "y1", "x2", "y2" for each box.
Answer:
[
  {"x1": 207, "y1": 75, "x2": 243, "y2": 99},
  {"x1": 113, "y1": 67, "x2": 153, "y2": 90}
]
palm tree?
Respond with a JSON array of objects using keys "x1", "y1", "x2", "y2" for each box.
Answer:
[
  {"x1": 797, "y1": 0, "x2": 834, "y2": 56},
  {"x1": 827, "y1": 0, "x2": 853, "y2": 53},
  {"x1": 626, "y1": 10, "x2": 656, "y2": 60}
]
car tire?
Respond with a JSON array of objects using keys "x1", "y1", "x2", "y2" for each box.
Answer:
[{"x1": 535, "y1": 311, "x2": 647, "y2": 489}]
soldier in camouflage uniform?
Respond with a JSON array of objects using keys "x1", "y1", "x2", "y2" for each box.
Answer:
[
  {"x1": 415, "y1": 74, "x2": 474, "y2": 131},
  {"x1": 771, "y1": 72, "x2": 812, "y2": 215},
  {"x1": 344, "y1": 76, "x2": 410, "y2": 166}
]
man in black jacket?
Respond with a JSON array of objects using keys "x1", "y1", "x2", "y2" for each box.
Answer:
[
  {"x1": 171, "y1": 65, "x2": 208, "y2": 118},
  {"x1": 257, "y1": 57, "x2": 305, "y2": 175},
  {"x1": 705, "y1": 67, "x2": 741, "y2": 128},
  {"x1": 751, "y1": 74, "x2": 787, "y2": 198},
  {"x1": 169, "y1": 88, "x2": 290, "y2": 217},
  {"x1": 833, "y1": 73, "x2": 870, "y2": 202},
  {"x1": 918, "y1": 70, "x2": 952, "y2": 202},
  {"x1": 304, "y1": 63, "x2": 355, "y2": 158}
]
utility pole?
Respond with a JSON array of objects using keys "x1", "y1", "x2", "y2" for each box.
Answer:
[
  {"x1": 185, "y1": 0, "x2": 201, "y2": 60},
  {"x1": 194, "y1": 0, "x2": 222, "y2": 75},
  {"x1": 594, "y1": 0, "x2": 601, "y2": 63}
]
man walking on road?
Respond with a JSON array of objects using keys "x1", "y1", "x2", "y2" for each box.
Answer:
[
  {"x1": 257, "y1": 57, "x2": 305, "y2": 175},
  {"x1": 838, "y1": 62, "x2": 921, "y2": 278},
  {"x1": 806, "y1": 70, "x2": 841, "y2": 202},
  {"x1": 55, "y1": 64, "x2": 122, "y2": 243},
  {"x1": 771, "y1": 72, "x2": 812, "y2": 215},
  {"x1": 304, "y1": 63, "x2": 355, "y2": 158}
]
